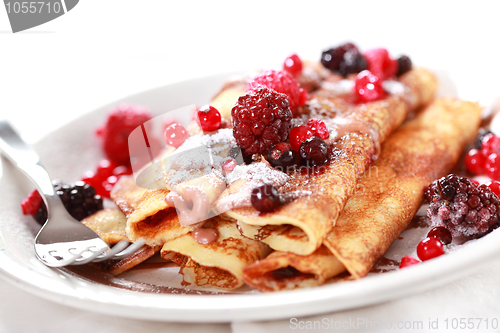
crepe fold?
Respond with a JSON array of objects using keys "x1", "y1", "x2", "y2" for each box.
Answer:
[
  {"x1": 160, "y1": 216, "x2": 271, "y2": 290},
  {"x1": 220, "y1": 68, "x2": 438, "y2": 256},
  {"x1": 242, "y1": 97, "x2": 482, "y2": 291}
]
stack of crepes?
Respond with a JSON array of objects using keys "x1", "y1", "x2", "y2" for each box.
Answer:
[{"x1": 81, "y1": 63, "x2": 480, "y2": 291}]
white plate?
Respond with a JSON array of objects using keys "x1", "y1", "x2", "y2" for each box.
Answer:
[{"x1": 1, "y1": 72, "x2": 499, "y2": 323}]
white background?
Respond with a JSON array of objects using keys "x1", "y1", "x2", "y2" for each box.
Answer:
[{"x1": 1, "y1": 1, "x2": 500, "y2": 332}]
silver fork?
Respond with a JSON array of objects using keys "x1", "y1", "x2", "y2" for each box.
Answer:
[{"x1": 0, "y1": 120, "x2": 144, "y2": 267}]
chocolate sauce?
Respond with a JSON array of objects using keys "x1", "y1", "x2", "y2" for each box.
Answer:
[
  {"x1": 193, "y1": 226, "x2": 219, "y2": 245},
  {"x1": 370, "y1": 257, "x2": 400, "y2": 274}
]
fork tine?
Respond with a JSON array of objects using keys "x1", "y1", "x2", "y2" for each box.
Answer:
[
  {"x1": 72, "y1": 247, "x2": 108, "y2": 265},
  {"x1": 112, "y1": 239, "x2": 145, "y2": 259},
  {"x1": 93, "y1": 240, "x2": 131, "y2": 262}
]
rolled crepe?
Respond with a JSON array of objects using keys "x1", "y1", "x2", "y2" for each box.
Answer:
[
  {"x1": 242, "y1": 97, "x2": 482, "y2": 291},
  {"x1": 220, "y1": 68, "x2": 438, "y2": 256},
  {"x1": 161, "y1": 216, "x2": 271, "y2": 290}
]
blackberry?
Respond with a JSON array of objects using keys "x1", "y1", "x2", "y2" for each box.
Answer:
[
  {"x1": 425, "y1": 174, "x2": 500, "y2": 238},
  {"x1": 337, "y1": 50, "x2": 367, "y2": 77},
  {"x1": 299, "y1": 136, "x2": 328, "y2": 166},
  {"x1": 321, "y1": 43, "x2": 366, "y2": 77},
  {"x1": 251, "y1": 184, "x2": 280, "y2": 213},
  {"x1": 265, "y1": 142, "x2": 296, "y2": 170},
  {"x1": 475, "y1": 128, "x2": 493, "y2": 149},
  {"x1": 396, "y1": 55, "x2": 412, "y2": 76},
  {"x1": 231, "y1": 86, "x2": 292, "y2": 155},
  {"x1": 34, "y1": 181, "x2": 103, "y2": 225}
]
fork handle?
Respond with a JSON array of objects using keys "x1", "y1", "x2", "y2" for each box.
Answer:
[{"x1": 0, "y1": 120, "x2": 55, "y2": 197}]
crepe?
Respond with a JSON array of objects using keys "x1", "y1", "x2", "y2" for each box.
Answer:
[
  {"x1": 219, "y1": 68, "x2": 438, "y2": 256},
  {"x1": 242, "y1": 97, "x2": 482, "y2": 291},
  {"x1": 160, "y1": 216, "x2": 271, "y2": 290},
  {"x1": 82, "y1": 208, "x2": 129, "y2": 244}
]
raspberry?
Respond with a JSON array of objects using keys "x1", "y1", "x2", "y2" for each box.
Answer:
[
  {"x1": 247, "y1": 70, "x2": 306, "y2": 116},
  {"x1": 265, "y1": 142, "x2": 296, "y2": 170},
  {"x1": 289, "y1": 125, "x2": 314, "y2": 152},
  {"x1": 231, "y1": 86, "x2": 292, "y2": 155},
  {"x1": 364, "y1": 48, "x2": 398, "y2": 81},
  {"x1": 299, "y1": 136, "x2": 328, "y2": 166},
  {"x1": 99, "y1": 105, "x2": 152, "y2": 165},
  {"x1": 464, "y1": 148, "x2": 485, "y2": 175},
  {"x1": 306, "y1": 119, "x2": 329, "y2": 140},
  {"x1": 196, "y1": 105, "x2": 221, "y2": 132},
  {"x1": 251, "y1": 184, "x2": 280, "y2": 213},
  {"x1": 21, "y1": 189, "x2": 43, "y2": 215},
  {"x1": 399, "y1": 255, "x2": 420, "y2": 269},
  {"x1": 283, "y1": 53, "x2": 303, "y2": 76},
  {"x1": 32, "y1": 181, "x2": 103, "y2": 225},
  {"x1": 354, "y1": 70, "x2": 386, "y2": 103},
  {"x1": 164, "y1": 123, "x2": 189, "y2": 148},
  {"x1": 425, "y1": 174, "x2": 500, "y2": 238},
  {"x1": 396, "y1": 55, "x2": 412, "y2": 76},
  {"x1": 417, "y1": 237, "x2": 445, "y2": 261},
  {"x1": 427, "y1": 226, "x2": 453, "y2": 245}
]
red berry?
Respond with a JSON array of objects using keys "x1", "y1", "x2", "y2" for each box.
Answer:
[
  {"x1": 232, "y1": 86, "x2": 292, "y2": 155},
  {"x1": 100, "y1": 105, "x2": 152, "y2": 166},
  {"x1": 221, "y1": 158, "x2": 237, "y2": 172},
  {"x1": 21, "y1": 189, "x2": 43, "y2": 215},
  {"x1": 354, "y1": 70, "x2": 386, "y2": 103},
  {"x1": 283, "y1": 53, "x2": 303, "y2": 76},
  {"x1": 399, "y1": 255, "x2": 420, "y2": 269},
  {"x1": 289, "y1": 125, "x2": 314, "y2": 151},
  {"x1": 417, "y1": 237, "x2": 445, "y2": 261},
  {"x1": 164, "y1": 123, "x2": 189, "y2": 148},
  {"x1": 486, "y1": 180, "x2": 500, "y2": 198},
  {"x1": 485, "y1": 153, "x2": 500, "y2": 180},
  {"x1": 306, "y1": 118, "x2": 329, "y2": 140},
  {"x1": 196, "y1": 105, "x2": 221, "y2": 132},
  {"x1": 481, "y1": 133, "x2": 500, "y2": 157},
  {"x1": 363, "y1": 48, "x2": 398, "y2": 80},
  {"x1": 427, "y1": 226, "x2": 453, "y2": 245},
  {"x1": 96, "y1": 160, "x2": 118, "y2": 179},
  {"x1": 251, "y1": 184, "x2": 280, "y2": 212},
  {"x1": 247, "y1": 70, "x2": 307, "y2": 116},
  {"x1": 465, "y1": 149, "x2": 485, "y2": 175},
  {"x1": 113, "y1": 165, "x2": 133, "y2": 177}
]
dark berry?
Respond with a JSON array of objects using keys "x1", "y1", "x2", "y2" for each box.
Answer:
[
  {"x1": 321, "y1": 43, "x2": 359, "y2": 72},
  {"x1": 231, "y1": 86, "x2": 292, "y2": 155},
  {"x1": 396, "y1": 55, "x2": 412, "y2": 76},
  {"x1": 354, "y1": 70, "x2": 386, "y2": 103},
  {"x1": 251, "y1": 184, "x2": 280, "y2": 213},
  {"x1": 299, "y1": 137, "x2": 328, "y2": 166},
  {"x1": 475, "y1": 128, "x2": 493, "y2": 149},
  {"x1": 289, "y1": 125, "x2": 314, "y2": 152},
  {"x1": 337, "y1": 49, "x2": 367, "y2": 77},
  {"x1": 425, "y1": 174, "x2": 500, "y2": 238},
  {"x1": 427, "y1": 226, "x2": 453, "y2": 245},
  {"x1": 399, "y1": 255, "x2": 420, "y2": 269},
  {"x1": 283, "y1": 53, "x2": 303, "y2": 76},
  {"x1": 32, "y1": 181, "x2": 103, "y2": 225},
  {"x1": 266, "y1": 142, "x2": 296, "y2": 170},
  {"x1": 196, "y1": 105, "x2": 221, "y2": 132},
  {"x1": 417, "y1": 237, "x2": 445, "y2": 261},
  {"x1": 464, "y1": 148, "x2": 485, "y2": 175},
  {"x1": 246, "y1": 70, "x2": 306, "y2": 116}
]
